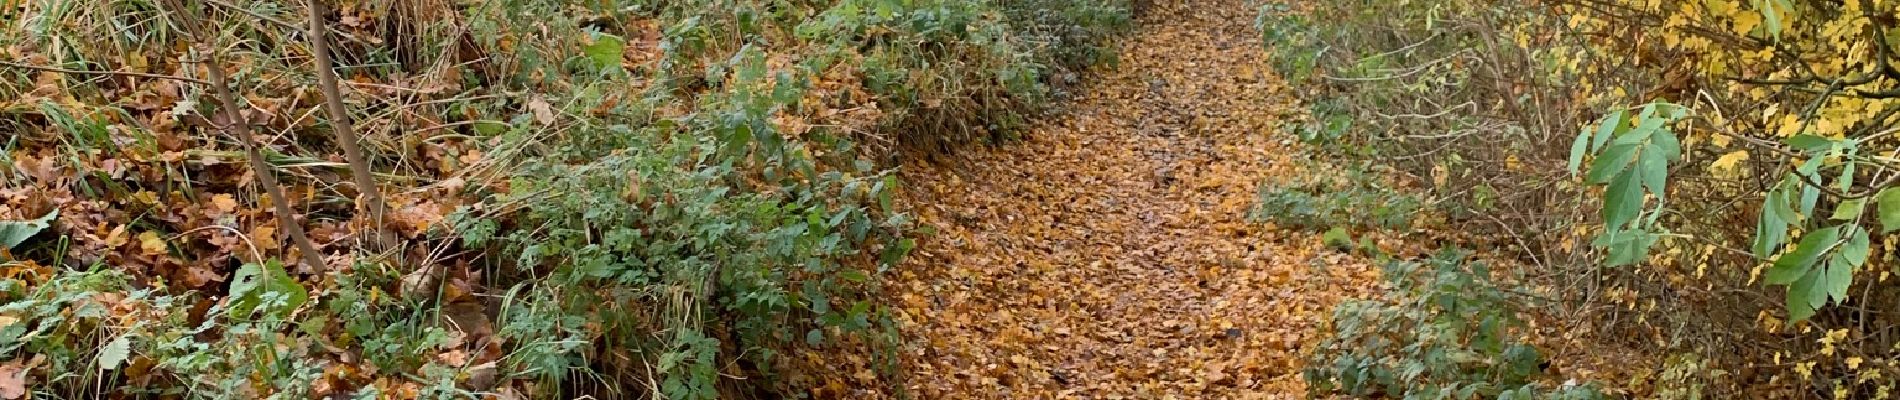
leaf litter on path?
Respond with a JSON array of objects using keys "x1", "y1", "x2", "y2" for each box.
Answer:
[{"x1": 890, "y1": 0, "x2": 1384, "y2": 398}]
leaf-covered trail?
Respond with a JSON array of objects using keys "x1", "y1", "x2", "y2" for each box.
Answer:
[{"x1": 890, "y1": 0, "x2": 1382, "y2": 398}]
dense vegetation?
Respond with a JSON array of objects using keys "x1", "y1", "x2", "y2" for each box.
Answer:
[
  {"x1": 0, "y1": 0, "x2": 1127, "y2": 397},
  {"x1": 10, "y1": 0, "x2": 1900, "y2": 398},
  {"x1": 1260, "y1": 0, "x2": 1900, "y2": 398}
]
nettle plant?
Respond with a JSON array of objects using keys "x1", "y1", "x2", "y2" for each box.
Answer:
[{"x1": 1570, "y1": 101, "x2": 1900, "y2": 321}]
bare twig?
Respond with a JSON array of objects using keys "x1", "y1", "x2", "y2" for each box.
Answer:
[
  {"x1": 307, "y1": 0, "x2": 393, "y2": 251},
  {"x1": 0, "y1": 60, "x2": 211, "y2": 85},
  {"x1": 167, "y1": 0, "x2": 330, "y2": 272}
]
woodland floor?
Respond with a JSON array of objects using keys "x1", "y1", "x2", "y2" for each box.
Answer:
[{"x1": 889, "y1": 0, "x2": 1385, "y2": 398}]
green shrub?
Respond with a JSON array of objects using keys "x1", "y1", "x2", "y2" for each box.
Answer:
[
  {"x1": 1251, "y1": 166, "x2": 1422, "y2": 232},
  {"x1": 1304, "y1": 249, "x2": 1605, "y2": 400},
  {"x1": 0, "y1": 0, "x2": 1127, "y2": 397}
]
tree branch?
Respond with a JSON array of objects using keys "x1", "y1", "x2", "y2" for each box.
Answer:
[{"x1": 167, "y1": 0, "x2": 330, "y2": 272}]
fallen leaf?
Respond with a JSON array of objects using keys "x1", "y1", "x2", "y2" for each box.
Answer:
[
  {"x1": 0, "y1": 360, "x2": 24, "y2": 399},
  {"x1": 528, "y1": 96, "x2": 555, "y2": 125},
  {"x1": 211, "y1": 193, "x2": 239, "y2": 214},
  {"x1": 138, "y1": 231, "x2": 167, "y2": 256}
]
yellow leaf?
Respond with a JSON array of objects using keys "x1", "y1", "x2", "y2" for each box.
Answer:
[
  {"x1": 1848, "y1": 357, "x2": 1864, "y2": 370},
  {"x1": 1710, "y1": 150, "x2": 1749, "y2": 174},
  {"x1": 138, "y1": 231, "x2": 167, "y2": 256},
  {"x1": 1732, "y1": 11, "x2": 1762, "y2": 35},
  {"x1": 1778, "y1": 114, "x2": 1804, "y2": 137}
]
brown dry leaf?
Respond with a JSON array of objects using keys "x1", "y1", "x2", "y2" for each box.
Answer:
[
  {"x1": 527, "y1": 96, "x2": 555, "y2": 125},
  {"x1": 104, "y1": 224, "x2": 129, "y2": 247},
  {"x1": 0, "y1": 360, "x2": 24, "y2": 400},
  {"x1": 210, "y1": 193, "x2": 239, "y2": 214},
  {"x1": 250, "y1": 225, "x2": 279, "y2": 252}
]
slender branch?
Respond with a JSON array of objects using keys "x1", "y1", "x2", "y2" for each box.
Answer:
[
  {"x1": 167, "y1": 0, "x2": 330, "y2": 272},
  {"x1": 0, "y1": 60, "x2": 210, "y2": 85},
  {"x1": 307, "y1": 0, "x2": 393, "y2": 251}
]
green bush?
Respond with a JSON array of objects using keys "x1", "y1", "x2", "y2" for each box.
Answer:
[
  {"x1": 1304, "y1": 250, "x2": 1605, "y2": 400},
  {"x1": 1251, "y1": 166, "x2": 1422, "y2": 232}
]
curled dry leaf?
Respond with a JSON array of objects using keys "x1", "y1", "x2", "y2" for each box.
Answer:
[{"x1": 0, "y1": 360, "x2": 24, "y2": 400}]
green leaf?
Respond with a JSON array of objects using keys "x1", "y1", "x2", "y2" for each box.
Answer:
[
  {"x1": 1638, "y1": 149, "x2": 1668, "y2": 201},
  {"x1": 227, "y1": 261, "x2": 309, "y2": 319},
  {"x1": 1878, "y1": 187, "x2": 1900, "y2": 233},
  {"x1": 1784, "y1": 134, "x2": 1832, "y2": 151},
  {"x1": 1798, "y1": 158, "x2": 1824, "y2": 217},
  {"x1": 0, "y1": 209, "x2": 57, "y2": 250},
  {"x1": 1602, "y1": 169, "x2": 1643, "y2": 229},
  {"x1": 1591, "y1": 109, "x2": 1628, "y2": 152},
  {"x1": 583, "y1": 33, "x2": 626, "y2": 70},
  {"x1": 1600, "y1": 228, "x2": 1659, "y2": 267},
  {"x1": 1832, "y1": 198, "x2": 1867, "y2": 221},
  {"x1": 1841, "y1": 225, "x2": 1870, "y2": 268},
  {"x1": 1824, "y1": 254, "x2": 1853, "y2": 303},
  {"x1": 1755, "y1": 185, "x2": 1792, "y2": 256},
  {"x1": 1612, "y1": 123, "x2": 1656, "y2": 146},
  {"x1": 878, "y1": 175, "x2": 897, "y2": 213},
  {"x1": 1651, "y1": 129, "x2": 1682, "y2": 160},
  {"x1": 1586, "y1": 143, "x2": 1639, "y2": 184},
  {"x1": 1786, "y1": 268, "x2": 1820, "y2": 321},
  {"x1": 98, "y1": 334, "x2": 130, "y2": 370},
  {"x1": 1755, "y1": 0, "x2": 1785, "y2": 40},
  {"x1": 1568, "y1": 126, "x2": 1592, "y2": 175},
  {"x1": 471, "y1": 120, "x2": 509, "y2": 136},
  {"x1": 1765, "y1": 225, "x2": 1841, "y2": 285}
]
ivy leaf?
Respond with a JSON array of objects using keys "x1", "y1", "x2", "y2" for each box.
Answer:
[
  {"x1": 1878, "y1": 187, "x2": 1900, "y2": 233},
  {"x1": 0, "y1": 209, "x2": 57, "y2": 250},
  {"x1": 1765, "y1": 225, "x2": 1841, "y2": 285}
]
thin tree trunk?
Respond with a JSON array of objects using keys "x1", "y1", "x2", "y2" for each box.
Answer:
[
  {"x1": 169, "y1": 0, "x2": 330, "y2": 272},
  {"x1": 306, "y1": 0, "x2": 394, "y2": 251}
]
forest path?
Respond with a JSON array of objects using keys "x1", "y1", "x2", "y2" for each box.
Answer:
[{"x1": 889, "y1": 0, "x2": 1383, "y2": 398}]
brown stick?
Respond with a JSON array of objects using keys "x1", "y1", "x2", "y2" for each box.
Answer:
[
  {"x1": 306, "y1": 0, "x2": 393, "y2": 251},
  {"x1": 168, "y1": 0, "x2": 330, "y2": 272},
  {"x1": 0, "y1": 60, "x2": 211, "y2": 85}
]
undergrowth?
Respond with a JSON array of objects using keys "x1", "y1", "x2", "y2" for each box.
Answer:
[
  {"x1": 1305, "y1": 249, "x2": 1607, "y2": 400},
  {"x1": 0, "y1": 0, "x2": 1131, "y2": 398}
]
